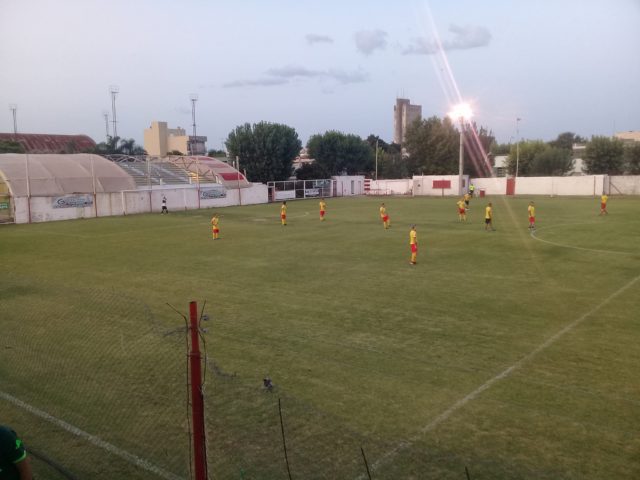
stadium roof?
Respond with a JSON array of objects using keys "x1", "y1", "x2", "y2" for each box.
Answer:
[
  {"x1": 0, "y1": 133, "x2": 96, "y2": 154},
  {"x1": 0, "y1": 154, "x2": 136, "y2": 196}
]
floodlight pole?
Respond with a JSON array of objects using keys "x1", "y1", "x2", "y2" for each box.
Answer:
[
  {"x1": 102, "y1": 111, "x2": 110, "y2": 142},
  {"x1": 188, "y1": 301, "x2": 207, "y2": 480}
]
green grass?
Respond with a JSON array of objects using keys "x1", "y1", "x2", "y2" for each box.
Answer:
[{"x1": 1, "y1": 195, "x2": 639, "y2": 479}]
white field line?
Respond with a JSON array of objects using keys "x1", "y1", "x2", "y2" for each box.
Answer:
[
  {"x1": 530, "y1": 223, "x2": 633, "y2": 255},
  {"x1": 0, "y1": 391, "x2": 184, "y2": 480},
  {"x1": 358, "y1": 273, "x2": 640, "y2": 479}
]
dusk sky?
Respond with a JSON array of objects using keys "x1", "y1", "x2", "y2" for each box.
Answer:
[{"x1": 1, "y1": 0, "x2": 639, "y2": 150}]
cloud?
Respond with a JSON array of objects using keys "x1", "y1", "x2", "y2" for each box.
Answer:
[
  {"x1": 222, "y1": 78, "x2": 288, "y2": 88},
  {"x1": 267, "y1": 65, "x2": 369, "y2": 84},
  {"x1": 223, "y1": 65, "x2": 369, "y2": 89},
  {"x1": 305, "y1": 34, "x2": 333, "y2": 45},
  {"x1": 354, "y1": 29, "x2": 388, "y2": 55},
  {"x1": 403, "y1": 24, "x2": 491, "y2": 55}
]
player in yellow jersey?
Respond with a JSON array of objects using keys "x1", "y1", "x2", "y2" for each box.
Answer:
[
  {"x1": 463, "y1": 192, "x2": 471, "y2": 210},
  {"x1": 456, "y1": 198, "x2": 467, "y2": 222},
  {"x1": 485, "y1": 202, "x2": 494, "y2": 231},
  {"x1": 211, "y1": 213, "x2": 220, "y2": 239},
  {"x1": 280, "y1": 201, "x2": 287, "y2": 226},
  {"x1": 319, "y1": 198, "x2": 327, "y2": 221},
  {"x1": 409, "y1": 225, "x2": 418, "y2": 265},
  {"x1": 600, "y1": 194, "x2": 608, "y2": 215},
  {"x1": 527, "y1": 201, "x2": 536, "y2": 230},
  {"x1": 380, "y1": 203, "x2": 390, "y2": 229}
]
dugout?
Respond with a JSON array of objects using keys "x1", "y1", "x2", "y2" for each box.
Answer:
[{"x1": 0, "y1": 153, "x2": 136, "y2": 223}]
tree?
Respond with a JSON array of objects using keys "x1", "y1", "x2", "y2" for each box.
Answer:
[
  {"x1": 307, "y1": 131, "x2": 373, "y2": 176},
  {"x1": 583, "y1": 136, "x2": 625, "y2": 174},
  {"x1": 404, "y1": 116, "x2": 459, "y2": 175},
  {"x1": 0, "y1": 140, "x2": 25, "y2": 153},
  {"x1": 624, "y1": 142, "x2": 640, "y2": 174},
  {"x1": 94, "y1": 136, "x2": 146, "y2": 155},
  {"x1": 463, "y1": 123, "x2": 494, "y2": 177},
  {"x1": 225, "y1": 122, "x2": 301, "y2": 183},
  {"x1": 295, "y1": 162, "x2": 329, "y2": 180},
  {"x1": 505, "y1": 140, "x2": 547, "y2": 176},
  {"x1": 530, "y1": 147, "x2": 574, "y2": 176},
  {"x1": 167, "y1": 150, "x2": 185, "y2": 156},
  {"x1": 549, "y1": 132, "x2": 586, "y2": 150},
  {"x1": 207, "y1": 149, "x2": 227, "y2": 157}
]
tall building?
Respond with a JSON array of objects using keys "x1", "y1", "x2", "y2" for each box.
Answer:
[
  {"x1": 143, "y1": 121, "x2": 207, "y2": 156},
  {"x1": 393, "y1": 98, "x2": 422, "y2": 145}
]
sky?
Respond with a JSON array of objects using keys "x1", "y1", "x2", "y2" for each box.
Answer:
[{"x1": 1, "y1": 0, "x2": 639, "y2": 150}]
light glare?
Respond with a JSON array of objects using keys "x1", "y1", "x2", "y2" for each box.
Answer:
[{"x1": 448, "y1": 102, "x2": 473, "y2": 121}]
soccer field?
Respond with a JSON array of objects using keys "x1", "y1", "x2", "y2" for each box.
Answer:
[{"x1": 1, "y1": 195, "x2": 639, "y2": 479}]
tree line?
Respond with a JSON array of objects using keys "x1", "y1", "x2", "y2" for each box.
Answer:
[{"x1": 2, "y1": 122, "x2": 639, "y2": 181}]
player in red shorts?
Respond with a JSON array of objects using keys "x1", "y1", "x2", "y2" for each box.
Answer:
[
  {"x1": 280, "y1": 201, "x2": 287, "y2": 226},
  {"x1": 527, "y1": 201, "x2": 536, "y2": 230},
  {"x1": 409, "y1": 224, "x2": 418, "y2": 265},
  {"x1": 379, "y1": 203, "x2": 390, "y2": 229},
  {"x1": 600, "y1": 194, "x2": 608, "y2": 215},
  {"x1": 319, "y1": 198, "x2": 327, "y2": 221},
  {"x1": 211, "y1": 213, "x2": 220, "y2": 239}
]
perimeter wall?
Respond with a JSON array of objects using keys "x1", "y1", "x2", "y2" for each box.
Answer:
[{"x1": 11, "y1": 183, "x2": 268, "y2": 224}]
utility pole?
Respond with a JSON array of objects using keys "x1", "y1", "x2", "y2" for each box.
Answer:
[
  {"x1": 190, "y1": 94, "x2": 198, "y2": 155},
  {"x1": 9, "y1": 104, "x2": 17, "y2": 134},
  {"x1": 515, "y1": 118, "x2": 521, "y2": 179},
  {"x1": 375, "y1": 137, "x2": 379, "y2": 181},
  {"x1": 109, "y1": 85, "x2": 119, "y2": 139}
]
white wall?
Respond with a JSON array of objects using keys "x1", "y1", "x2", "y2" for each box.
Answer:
[
  {"x1": 609, "y1": 176, "x2": 640, "y2": 195},
  {"x1": 332, "y1": 176, "x2": 365, "y2": 196},
  {"x1": 412, "y1": 175, "x2": 469, "y2": 196},
  {"x1": 512, "y1": 175, "x2": 605, "y2": 196},
  {"x1": 368, "y1": 179, "x2": 412, "y2": 195},
  {"x1": 470, "y1": 177, "x2": 507, "y2": 195},
  {"x1": 12, "y1": 183, "x2": 268, "y2": 224}
]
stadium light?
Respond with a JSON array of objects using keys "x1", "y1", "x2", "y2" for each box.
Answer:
[{"x1": 447, "y1": 103, "x2": 473, "y2": 196}]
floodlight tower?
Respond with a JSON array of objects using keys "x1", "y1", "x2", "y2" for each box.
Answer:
[
  {"x1": 190, "y1": 94, "x2": 198, "y2": 155},
  {"x1": 109, "y1": 85, "x2": 119, "y2": 139},
  {"x1": 448, "y1": 103, "x2": 473, "y2": 196},
  {"x1": 9, "y1": 104, "x2": 18, "y2": 134}
]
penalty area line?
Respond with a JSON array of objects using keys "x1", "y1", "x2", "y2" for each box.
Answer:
[
  {"x1": 357, "y1": 273, "x2": 640, "y2": 479},
  {"x1": 0, "y1": 391, "x2": 184, "y2": 480}
]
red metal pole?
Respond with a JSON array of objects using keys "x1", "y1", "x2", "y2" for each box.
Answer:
[{"x1": 189, "y1": 301, "x2": 207, "y2": 480}]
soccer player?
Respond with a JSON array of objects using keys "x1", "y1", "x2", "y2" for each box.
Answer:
[
  {"x1": 380, "y1": 203, "x2": 390, "y2": 229},
  {"x1": 469, "y1": 183, "x2": 475, "y2": 197},
  {"x1": 0, "y1": 425, "x2": 33, "y2": 480},
  {"x1": 211, "y1": 213, "x2": 220, "y2": 239},
  {"x1": 319, "y1": 198, "x2": 327, "y2": 221},
  {"x1": 161, "y1": 195, "x2": 169, "y2": 214},
  {"x1": 485, "y1": 202, "x2": 494, "y2": 231},
  {"x1": 600, "y1": 194, "x2": 608, "y2": 215},
  {"x1": 464, "y1": 192, "x2": 471, "y2": 209},
  {"x1": 457, "y1": 198, "x2": 467, "y2": 222},
  {"x1": 409, "y1": 224, "x2": 418, "y2": 265},
  {"x1": 527, "y1": 201, "x2": 536, "y2": 230},
  {"x1": 281, "y1": 201, "x2": 287, "y2": 226}
]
